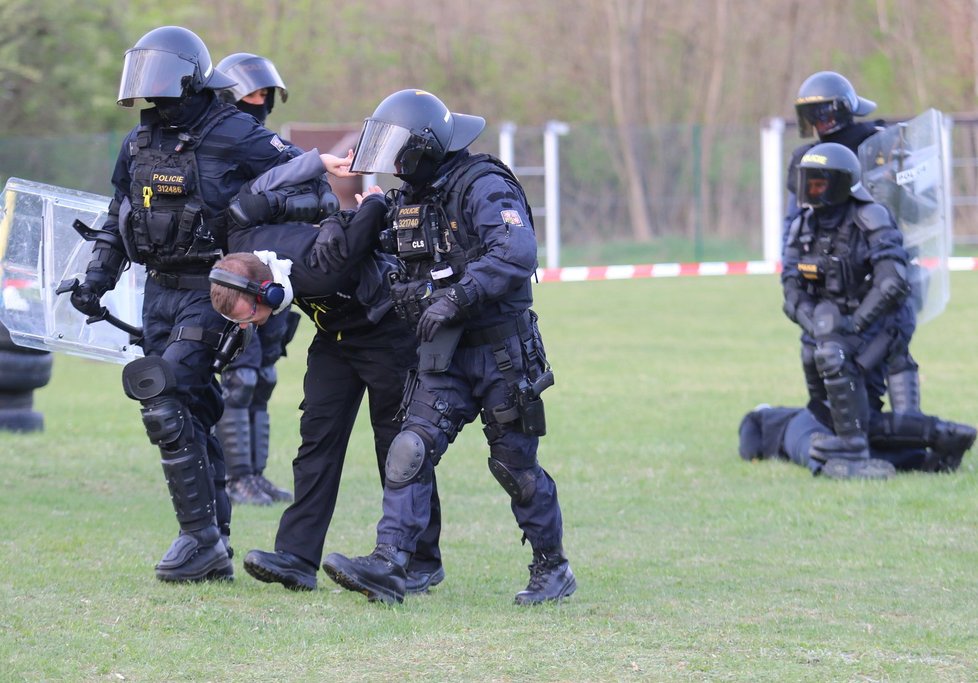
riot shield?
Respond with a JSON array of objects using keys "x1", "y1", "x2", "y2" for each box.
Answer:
[
  {"x1": 0, "y1": 177, "x2": 145, "y2": 364},
  {"x1": 858, "y1": 108, "x2": 953, "y2": 324}
]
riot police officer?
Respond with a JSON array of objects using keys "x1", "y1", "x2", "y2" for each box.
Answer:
[
  {"x1": 785, "y1": 71, "x2": 921, "y2": 416},
  {"x1": 216, "y1": 52, "x2": 288, "y2": 126},
  {"x1": 782, "y1": 142, "x2": 914, "y2": 477},
  {"x1": 69, "y1": 26, "x2": 306, "y2": 582},
  {"x1": 321, "y1": 89, "x2": 576, "y2": 606},
  {"x1": 212, "y1": 52, "x2": 297, "y2": 506}
]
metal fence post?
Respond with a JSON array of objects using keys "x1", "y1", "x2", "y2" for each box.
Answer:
[{"x1": 761, "y1": 116, "x2": 785, "y2": 264}]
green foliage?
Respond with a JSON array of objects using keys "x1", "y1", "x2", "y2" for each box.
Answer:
[
  {"x1": 2, "y1": 273, "x2": 978, "y2": 680},
  {"x1": 858, "y1": 52, "x2": 898, "y2": 113}
]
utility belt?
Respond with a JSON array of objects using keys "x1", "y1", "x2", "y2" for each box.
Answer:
[
  {"x1": 459, "y1": 311, "x2": 531, "y2": 347},
  {"x1": 148, "y1": 269, "x2": 213, "y2": 291}
]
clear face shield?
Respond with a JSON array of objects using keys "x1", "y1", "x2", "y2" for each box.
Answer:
[
  {"x1": 350, "y1": 119, "x2": 437, "y2": 176},
  {"x1": 798, "y1": 167, "x2": 850, "y2": 209},
  {"x1": 795, "y1": 100, "x2": 850, "y2": 138},
  {"x1": 117, "y1": 49, "x2": 196, "y2": 107},
  {"x1": 226, "y1": 59, "x2": 288, "y2": 103}
]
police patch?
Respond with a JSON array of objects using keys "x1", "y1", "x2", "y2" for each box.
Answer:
[
  {"x1": 269, "y1": 135, "x2": 287, "y2": 152},
  {"x1": 500, "y1": 209, "x2": 524, "y2": 227}
]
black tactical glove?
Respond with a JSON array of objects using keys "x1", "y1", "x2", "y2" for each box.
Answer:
[
  {"x1": 417, "y1": 285, "x2": 468, "y2": 342},
  {"x1": 311, "y1": 217, "x2": 349, "y2": 272},
  {"x1": 70, "y1": 282, "x2": 103, "y2": 317},
  {"x1": 812, "y1": 300, "x2": 855, "y2": 338},
  {"x1": 228, "y1": 185, "x2": 272, "y2": 228}
]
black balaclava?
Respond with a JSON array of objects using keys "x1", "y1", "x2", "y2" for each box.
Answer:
[
  {"x1": 813, "y1": 202, "x2": 848, "y2": 230},
  {"x1": 237, "y1": 100, "x2": 268, "y2": 124},
  {"x1": 236, "y1": 90, "x2": 275, "y2": 125},
  {"x1": 149, "y1": 90, "x2": 213, "y2": 128},
  {"x1": 396, "y1": 150, "x2": 462, "y2": 192}
]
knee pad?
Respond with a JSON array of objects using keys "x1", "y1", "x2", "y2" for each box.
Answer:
[
  {"x1": 385, "y1": 428, "x2": 430, "y2": 488},
  {"x1": 221, "y1": 367, "x2": 258, "y2": 408},
  {"x1": 123, "y1": 357, "x2": 192, "y2": 447},
  {"x1": 254, "y1": 365, "x2": 278, "y2": 405},
  {"x1": 487, "y1": 444, "x2": 538, "y2": 505},
  {"x1": 488, "y1": 458, "x2": 537, "y2": 505},
  {"x1": 814, "y1": 341, "x2": 849, "y2": 378},
  {"x1": 122, "y1": 356, "x2": 176, "y2": 402}
]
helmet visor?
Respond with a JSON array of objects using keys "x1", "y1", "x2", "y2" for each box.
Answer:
[
  {"x1": 225, "y1": 58, "x2": 288, "y2": 103},
  {"x1": 117, "y1": 49, "x2": 195, "y2": 106},
  {"x1": 795, "y1": 101, "x2": 848, "y2": 138},
  {"x1": 350, "y1": 119, "x2": 415, "y2": 174},
  {"x1": 798, "y1": 167, "x2": 851, "y2": 208}
]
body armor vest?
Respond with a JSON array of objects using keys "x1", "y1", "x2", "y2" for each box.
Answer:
[
  {"x1": 123, "y1": 106, "x2": 237, "y2": 270},
  {"x1": 384, "y1": 154, "x2": 530, "y2": 323},
  {"x1": 797, "y1": 206, "x2": 872, "y2": 312}
]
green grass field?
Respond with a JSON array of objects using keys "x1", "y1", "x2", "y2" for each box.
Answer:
[{"x1": 2, "y1": 272, "x2": 978, "y2": 681}]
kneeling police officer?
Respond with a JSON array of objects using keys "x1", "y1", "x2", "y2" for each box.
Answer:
[{"x1": 782, "y1": 142, "x2": 914, "y2": 476}]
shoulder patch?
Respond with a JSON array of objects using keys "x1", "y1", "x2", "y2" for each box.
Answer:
[
  {"x1": 269, "y1": 135, "x2": 287, "y2": 152},
  {"x1": 500, "y1": 209, "x2": 524, "y2": 227}
]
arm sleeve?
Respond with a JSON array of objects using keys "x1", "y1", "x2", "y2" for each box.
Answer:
[{"x1": 454, "y1": 173, "x2": 538, "y2": 304}]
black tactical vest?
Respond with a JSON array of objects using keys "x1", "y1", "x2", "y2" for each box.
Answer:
[
  {"x1": 797, "y1": 206, "x2": 873, "y2": 311},
  {"x1": 122, "y1": 106, "x2": 237, "y2": 270},
  {"x1": 392, "y1": 153, "x2": 530, "y2": 284}
]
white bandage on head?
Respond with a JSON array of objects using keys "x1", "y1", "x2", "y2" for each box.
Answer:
[{"x1": 252, "y1": 250, "x2": 295, "y2": 315}]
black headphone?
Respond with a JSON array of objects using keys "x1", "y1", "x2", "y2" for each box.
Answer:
[{"x1": 208, "y1": 268, "x2": 286, "y2": 308}]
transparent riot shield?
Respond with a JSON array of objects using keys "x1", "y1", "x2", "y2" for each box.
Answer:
[
  {"x1": 0, "y1": 177, "x2": 144, "y2": 364},
  {"x1": 858, "y1": 108, "x2": 953, "y2": 324}
]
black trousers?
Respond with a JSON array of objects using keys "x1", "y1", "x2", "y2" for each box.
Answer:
[{"x1": 274, "y1": 311, "x2": 442, "y2": 571}]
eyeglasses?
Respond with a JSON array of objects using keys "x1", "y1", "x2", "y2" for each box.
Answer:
[{"x1": 221, "y1": 297, "x2": 258, "y2": 325}]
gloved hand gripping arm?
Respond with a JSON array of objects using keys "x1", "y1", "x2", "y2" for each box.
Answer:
[{"x1": 70, "y1": 202, "x2": 129, "y2": 316}]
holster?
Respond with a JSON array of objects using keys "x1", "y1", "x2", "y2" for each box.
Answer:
[{"x1": 418, "y1": 325, "x2": 463, "y2": 373}]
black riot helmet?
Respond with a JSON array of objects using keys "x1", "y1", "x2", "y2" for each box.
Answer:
[
  {"x1": 216, "y1": 53, "x2": 288, "y2": 111},
  {"x1": 117, "y1": 26, "x2": 236, "y2": 107},
  {"x1": 350, "y1": 89, "x2": 486, "y2": 179},
  {"x1": 797, "y1": 142, "x2": 874, "y2": 209},
  {"x1": 794, "y1": 71, "x2": 876, "y2": 139}
]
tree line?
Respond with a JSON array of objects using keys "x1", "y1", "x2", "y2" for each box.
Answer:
[{"x1": 2, "y1": 0, "x2": 977, "y2": 244}]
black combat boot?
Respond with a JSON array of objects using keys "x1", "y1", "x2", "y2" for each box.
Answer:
[
  {"x1": 155, "y1": 525, "x2": 234, "y2": 583},
  {"x1": 253, "y1": 474, "x2": 294, "y2": 503},
  {"x1": 870, "y1": 413, "x2": 977, "y2": 473},
  {"x1": 404, "y1": 565, "x2": 446, "y2": 594},
  {"x1": 322, "y1": 544, "x2": 409, "y2": 604},
  {"x1": 226, "y1": 475, "x2": 274, "y2": 506},
  {"x1": 810, "y1": 432, "x2": 895, "y2": 480},
  {"x1": 809, "y1": 432, "x2": 873, "y2": 464},
  {"x1": 244, "y1": 549, "x2": 317, "y2": 591},
  {"x1": 928, "y1": 420, "x2": 977, "y2": 472},
  {"x1": 515, "y1": 548, "x2": 577, "y2": 605}
]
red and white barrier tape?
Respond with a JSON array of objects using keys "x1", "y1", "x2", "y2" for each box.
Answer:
[{"x1": 536, "y1": 257, "x2": 978, "y2": 282}]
